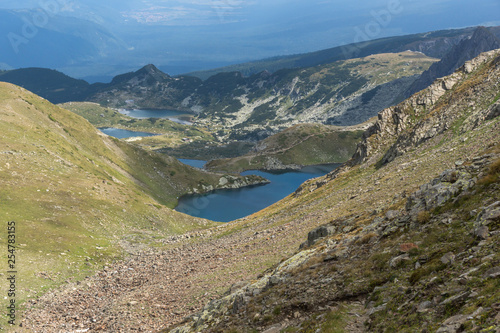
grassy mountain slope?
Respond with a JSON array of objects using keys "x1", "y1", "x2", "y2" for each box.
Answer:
[
  {"x1": 0, "y1": 82, "x2": 267, "y2": 328},
  {"x1": 17, "y1": 51, "x2": 500, "y2": 332},
  {"x1": 205, "y1": 123, "x2": 365, "y2": 173}
]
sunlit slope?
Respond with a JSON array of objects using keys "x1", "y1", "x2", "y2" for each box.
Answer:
[{"x1": 0, "y1": 82, "x2": 220, "y2": 324}]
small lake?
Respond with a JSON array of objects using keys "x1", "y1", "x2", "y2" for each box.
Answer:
[
  {"x1": 99, "y1": 127, "x2": 158, "y2": 139},
  {"x1": 175, "y1": 164, "x2": 340, "y2": 222},
  {"x1": 119, "y1": 109, "x2": 193, "y2": 125},
  {"x1": 178, "y1": 159, "x2": 206, "y2": 168}
]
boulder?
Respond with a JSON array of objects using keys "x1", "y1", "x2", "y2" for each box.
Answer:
[{"x1": 301, "y1": 224, "x2": 337, "y2": 248}]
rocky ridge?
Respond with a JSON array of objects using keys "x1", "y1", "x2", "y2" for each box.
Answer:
[{"x1": 352, "y1": 49, "x2": 500, "y2": 167}]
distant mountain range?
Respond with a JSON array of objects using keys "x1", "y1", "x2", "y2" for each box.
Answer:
[
  {"x1": 1, "y1": 26, "x2": 500, "y2": 141},
  {"x1": 187, "y1": 26, "x2": 500, "y2": 80}
]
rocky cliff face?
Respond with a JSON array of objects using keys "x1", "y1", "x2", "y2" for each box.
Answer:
[
  {"x1": 353, "y1": 49, "x2": 500, "y2": 167},
  {"x1": 404, "y1": 26, "x2": 500, "y2": 99}
]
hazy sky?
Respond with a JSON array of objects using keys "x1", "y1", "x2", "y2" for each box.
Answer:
[{"x1": 1, "y1": 0, "x2": 499, "y2": 77}]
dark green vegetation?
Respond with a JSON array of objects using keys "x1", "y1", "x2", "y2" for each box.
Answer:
[
  {"x1": 159, "y1": 141, "x2": 255, "y2": 161},
  {"x1": 205, "y1": 124, "x2": 364, "y2": 173}
]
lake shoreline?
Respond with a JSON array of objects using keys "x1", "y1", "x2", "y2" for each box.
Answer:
[{"x1": 175, "y1": 162, "x2": 341, "y2": 222}]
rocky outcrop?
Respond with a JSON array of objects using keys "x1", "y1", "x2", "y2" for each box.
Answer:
[
  {"x1": 188, "y1": 174, "x2": 269, "y2": 194},
  {"x1": 262, "y1": 157, "x2": 302, "y2": 171},
  {"x1": 300, "y1": 223, "x2": 337, "y2": 248},
  {"x1": 406, "y1": 169, "x2": 477, "y2": 214},
  {"x1": 352, "y1": 48, "x2": 500, "y2": 166}
]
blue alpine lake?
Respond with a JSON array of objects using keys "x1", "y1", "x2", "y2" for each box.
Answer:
[
  {"x1": 119, "y1": 109, "x2": 193, "y2": 125},
  {"x1": 178, "y1": 159, "x2": 207, "y2": 168},
  {"x1": 175, "y1": 163, "x2": 340, "y2": 222},
  {"x1": 99, "y1": 127, "x2": 158, "y2": 139}
]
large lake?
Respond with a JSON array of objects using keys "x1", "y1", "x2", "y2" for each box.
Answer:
[
  {"x1": 175, "y1": 163, "x2": 340, "y2": 222},
  {"x1": 119, "y1": 109, "x2": 193, "y2": 125}
]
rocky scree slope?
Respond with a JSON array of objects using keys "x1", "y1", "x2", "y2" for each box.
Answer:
[{"x1": 166, "y1": 50, "x2": 500, "y2": 332}]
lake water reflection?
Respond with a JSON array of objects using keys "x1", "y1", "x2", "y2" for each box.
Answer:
[
  {"x1": 119, "y1": 109, "x2": 193, "y2": 125},
  {"x1": 175, "y1": 164, "x2": 340, "y2": 222},
  {"x1": 99, "y1": 127, "x2": 158, "y2": 139}
]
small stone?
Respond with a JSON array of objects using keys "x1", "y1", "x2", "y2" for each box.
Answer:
[
  {"x1": 417, "y1": 301, "x2": 433, "y2": 312},
  {"x1": 440, "y1": 292, "x2": 470, "y2": 306},
  {"x1": 262, "y1": 324, "x2": 282, "y2": 333},
  {"x1": 474, "y1": 226, "x2": 489, "y2": 239},
  {"x1": 368, "y1": 303, "x2": 387, "y2": 315},
  {"x1": 468, "y1": 291, "x2": 479, "y2": 299},
  {"x1": 484, "y1": 267, "x2": 500, "y2": 279},
  {"x1": 481, "y1": 254, "x2": 495, "y2": 262},
  {"x1": 436, "y1": 314, "x2": 467, "y2": 333},
  {"x1": 390, "y1": 253, "x2": 410, "y2": 268},
  {"x1": 440, "y1": 252, "x2": 455, "y2": 265},
  {"x1": 470, "y1": 307, "x2": 485, "y2": 319},
  {"x1": 385, "y1": 210, "x2": 399, "y2": 220},
  {"x1": 268, "y1": 276, "x2": 282, "y2": 286}
]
